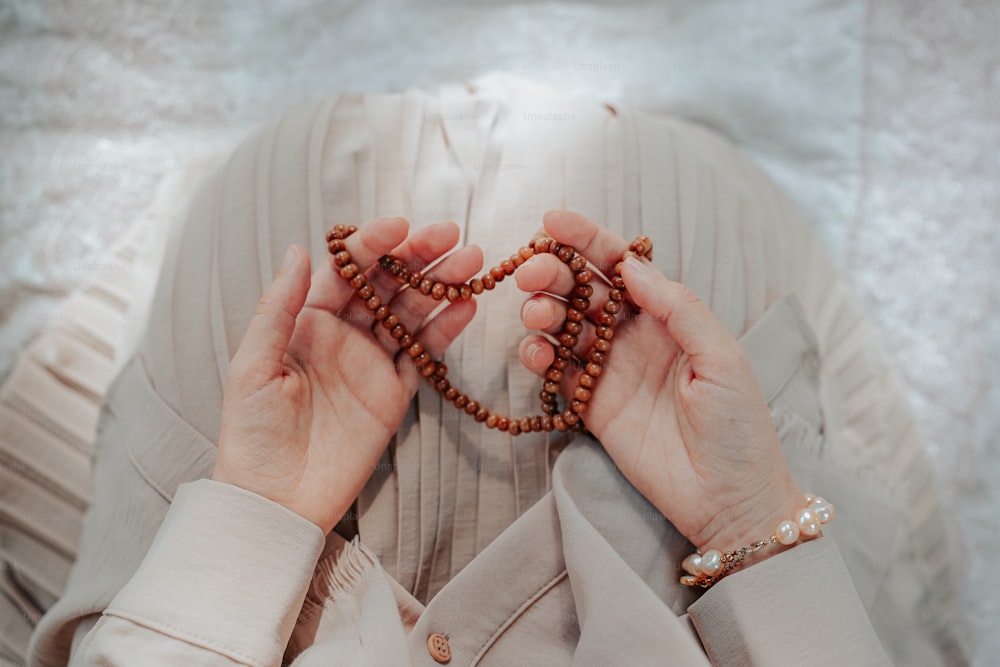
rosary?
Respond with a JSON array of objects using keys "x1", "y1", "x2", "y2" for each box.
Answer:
[{"x1": 326, "y1": 224, "x2": 652, "y2": 435}]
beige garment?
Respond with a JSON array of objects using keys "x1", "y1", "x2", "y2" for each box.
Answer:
[
  {"x1": 15, "y1": 76, "x2": 961, "y2": 665},
  {"x1": 68, "y1": 295, "x2": 889, "y2": 666}
]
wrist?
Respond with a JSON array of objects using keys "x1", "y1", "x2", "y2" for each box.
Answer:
[{"x1": 680, "y1": 489, "x2": 836, "y2": 588}]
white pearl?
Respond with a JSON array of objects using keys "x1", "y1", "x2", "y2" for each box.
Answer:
[
  {"x1": 700, "y1": 549, "x2": 723, "y2": 576},
  {"x1": 796, "y1": 508, "x2": 821, "y2": 536},
  {"x1": 810, "y1": 499, "x2": 835, "y2": 524},
  {"x1": 682, "y1": 553, "x2": 703, "y2": 576},
  {"x1": 804, "y1": 493, "x2": 816, "y2": 504},
  {"x1": 777, "y1": 519, "x2": 800, "y2": 545},
  {"x1": 680, "y1": 575, "x2": 698, "y2": 586}
]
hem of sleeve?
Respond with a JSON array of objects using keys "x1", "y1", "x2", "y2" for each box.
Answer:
[
  {"x1": 106, "y1": 479, "x2": 326, "y2": 667},
  {"x1": 688, "y1": 537, "x2": 891, "y2": 666}
]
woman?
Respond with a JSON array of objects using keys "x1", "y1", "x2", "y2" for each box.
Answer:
[{"x1": 28, "y1": 78, "x2": 960, "y2": 665}]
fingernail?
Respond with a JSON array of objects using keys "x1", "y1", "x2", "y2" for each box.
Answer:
[
  {"x1": 281, "y1": 245, "x2": 298, "y2": 272},
  {"x1": 526, "y1": 342, "x2": 544, "y2": 365},
  {"x1": 625, "y1": 254, "x2": 653, "y2": 278},
  {"x1": 521, "y1": 298, "x2": 539, "y2": 322}
]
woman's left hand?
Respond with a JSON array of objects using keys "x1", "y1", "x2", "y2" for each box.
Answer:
[{"x1": 515, "y1": 211, "x2": 804, "y2": 553}]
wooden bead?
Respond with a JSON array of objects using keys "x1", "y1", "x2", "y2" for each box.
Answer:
[
  {"x1": 327, "y1": 227, "x2": 654, "y2": 440},
  {"x1": 533, "y1": 238, "x2": 553, "y2": 253}
]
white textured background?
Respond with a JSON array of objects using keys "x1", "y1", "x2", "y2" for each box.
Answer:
[{"x1": 1, "y1": 0, "x2": 997, "y2": 662}]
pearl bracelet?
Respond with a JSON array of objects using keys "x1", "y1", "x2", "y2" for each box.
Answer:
[{"x1": 679, "y1": 494, "x2": 835, "y2": 588}]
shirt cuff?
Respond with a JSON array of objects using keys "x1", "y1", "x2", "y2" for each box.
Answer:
[
  {"x1": 688, "y1": 537, "x2": 891, "y2": 666},
  {"x1": 106, "y1": 478, "x2": 326, "y2": 667}
]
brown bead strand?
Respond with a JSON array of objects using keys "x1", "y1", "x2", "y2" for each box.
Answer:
[{"x1": 325, "y1": 224, "x2": 652, "y2": 435}]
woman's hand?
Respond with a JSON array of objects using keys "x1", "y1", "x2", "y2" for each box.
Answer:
[
  {"x1": 516, "y1": 211, "x2": 803, "y2": 552},
  {"x1": 213, "y1": 218, "x2": 482, "y2": 534}
]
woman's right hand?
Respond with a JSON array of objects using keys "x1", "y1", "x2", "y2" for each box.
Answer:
[{"x1": 212, "y1": 218, "x2": 482, "y2": 534}]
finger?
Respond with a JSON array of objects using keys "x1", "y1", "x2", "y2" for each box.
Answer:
[
  {"x1": 304, "y1": 217, "x2": 410, "y2": 313},
  {"x1": 231, "y1": 245, "x2": 311, "y2": 386},
  {"x1": 397, "y1": 299, "x2": 478, "y2": 391},
  {"x1": 521, "y1": 294, "x2": 598, "y2": 353},
  {"x1": 373, "y1": 244, "x2": 484, "y2": 355},
  {"x1": 516, "y1": 253, "x2": 625, "y2": 324},
  {"x1": 542, "y1": 210, "x2": 630, "y2": 277},
  {"x1": 620, "y1": 255, "x2": 740, "y2": 374},
  {"x1": 517, "y1": 335, "x2": 587, "y2": 404},
  {"x1": 341, "y1": 221, "x2": 462, "y2": 324}
]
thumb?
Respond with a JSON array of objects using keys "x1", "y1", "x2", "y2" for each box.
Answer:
[
  {"x1": 620, "y1": 255, "x2": 737, "y2": 366},
  {"x1": 232, "y1": 245, "x2": 311, "y2": 385}
]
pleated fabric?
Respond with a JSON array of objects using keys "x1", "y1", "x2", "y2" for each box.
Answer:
[{"x1": 5, "y1": 75, "x2": 963, "y2": 665}]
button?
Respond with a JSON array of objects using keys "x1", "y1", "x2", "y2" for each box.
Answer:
[{"x1": 426, "y1": 633, "x2": 452, "y2": 663}]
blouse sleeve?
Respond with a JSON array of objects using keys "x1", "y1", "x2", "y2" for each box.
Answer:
[
  {"x1": 69, "y1": 479, "x2": 326, "y2": 667},
  {"x1": 687, "y1": 537, "x2": 892, "y2": 666}
]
